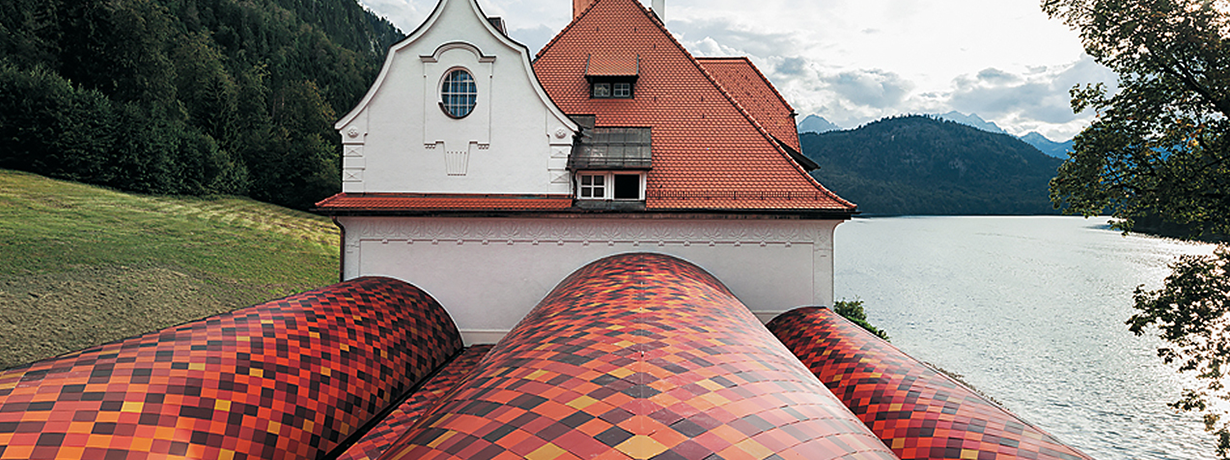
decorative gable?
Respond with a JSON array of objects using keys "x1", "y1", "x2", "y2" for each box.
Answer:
[{"x1": 333, "y1": 0, "x2": 577, "y2": 196}]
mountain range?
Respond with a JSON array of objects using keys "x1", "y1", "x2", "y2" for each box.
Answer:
[
  {"x1": 802, "y1": 115, "x2": 1063, "y2": 215},
  {"x1": 933, "y1": 111, "x2": 1074, "y2": 159},
  {"x1": 798, "y1": 111, "x2": 1075, "y2": 159}
]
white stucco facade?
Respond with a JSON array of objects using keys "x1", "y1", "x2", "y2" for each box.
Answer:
[
  {"x1": 337, "y1": 216, "x2": 839, "y2": 344},
  {"x1": 325, "y1": 0, "x2": 849, "y2": 345},
  {"x1": 334, "y1": 0, "x2": 577, "y2": 194}
]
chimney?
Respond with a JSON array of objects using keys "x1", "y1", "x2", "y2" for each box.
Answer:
[
  {"x1": 573, "y1": 0, "x2": 594, "y2": 19},
  {"x1": 652, "y1": 0, "x2": 665, "y2": 22}
]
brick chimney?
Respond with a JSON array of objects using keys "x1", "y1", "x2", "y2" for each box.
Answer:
[{"x1": 573, "y1": 0, "x2": 594, "y2": 19}]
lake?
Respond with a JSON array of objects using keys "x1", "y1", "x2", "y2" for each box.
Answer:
[{"x1": 834, "y1": 216, "x2": 1219, "y2": 460}]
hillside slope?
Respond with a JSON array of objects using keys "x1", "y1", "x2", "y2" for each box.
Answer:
[
  {"x1": 804, "y1": 116, "x2": 1063, "y2": 215},
  {"x1": 0, "y1": 0, "x2": 403, "y2": 209},
  {"x1": 0, "y1": 170, "x2": 339, "y2": 369}
]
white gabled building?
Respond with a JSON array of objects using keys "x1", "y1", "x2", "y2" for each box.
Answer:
[
  {"x1": 316, "y1": 0, "x2": 857, "y2": 345},
  {"x1": 332, "y1": 0, "x2": 578, "y2": 196}
]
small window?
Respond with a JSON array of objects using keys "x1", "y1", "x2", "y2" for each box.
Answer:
[
  {"x1": 613, "y1": 174, "x2": 639, "y2": 199},
  {"x1": 592, "y1": 83, "x2": 611, "y2": 98},
  {"x1": 580, "y1": 174, "x2": 605, "y2": 198},
  {"x1": 441, "y1": 69, "x2": 477, "y2": 118},
  {"x1": 576, "y1": 172, "x2": 644, "y2": 201},
  {"x1": 613, "y1": 82, "x2": 632, "y2": 98}
]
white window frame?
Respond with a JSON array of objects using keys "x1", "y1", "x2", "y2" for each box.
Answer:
[
  {"x1": 440, "y1": 68, "x2": 478, "y2": 118},
  {"x1": 576, "y1": 172, "x2": 645, "y2": 201},
  {"x1": 613, "y1": 82, "x2": 632, "y2": 98},
  {"x1": 592, "y1": 82, "x2": 611, "y2": 98},
  {"x1": 579, "y1": 173, "x2": 606, "y2": 199}
]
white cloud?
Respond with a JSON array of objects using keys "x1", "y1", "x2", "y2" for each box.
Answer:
[
  {"x1": 359, "y1": 0, "x2": 1108, "y2": 139},
  {"x1": 948, "y1": 55, "x2": 1118, "y2": 138}
]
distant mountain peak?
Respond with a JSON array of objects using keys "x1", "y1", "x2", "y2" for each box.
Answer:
[
  {"x1": 934, "y1": 111, "x2": 1007, "y2": 134},
  {"x1": 1018, "y1": 131, "x2": 1074, "y2": 159},
  {"x1": 798, "y1": 114, "x2": 841, "y2": 134}
]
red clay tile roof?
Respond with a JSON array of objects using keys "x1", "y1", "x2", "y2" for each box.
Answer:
[
  {"x1": 698, "y1": 57, "x2": 802, "y2": 153},
  {"x1": 585, "y1": 53, "x2": 639, "y2": 77},
  {"x1": 315, "y1": 193, "x2": 574, "y2": 211},
  {"x1": 534, "y1": 0, "x2": 854, "y2": 212}
]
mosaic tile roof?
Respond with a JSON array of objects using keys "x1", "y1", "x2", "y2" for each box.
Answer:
[
  {"x1": 376, "y1": 253, "x2": 898, "y2": 460},
  {"x1": 696, "y1": 57, "x2": 801, "y2": 154},
  {"x1": 534, "y1": 0, "x2": 855, "y2": 212},
  {"x1": 315, "y1": 193, "x2": 574, "y2": 212},
  {"x1": 0, "y1": 257, "x2": 1100, "y2": 460},
  {"x1": 767, "y1": 307, "x2": 1092, "y2": 460},
  {"x1": 338, "y1": 345, "x2": 494, "y2": 460},
  {"x1": 0, "y1": 277, "x2": 462, "y2": 460}
]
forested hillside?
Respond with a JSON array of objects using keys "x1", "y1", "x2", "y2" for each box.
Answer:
[
  {"x1": 0, "y1": 0, "x2": 402, "y2": 209},
  {"x1": 804, "y1": 115, "x2": 1064, "y2": 215}
]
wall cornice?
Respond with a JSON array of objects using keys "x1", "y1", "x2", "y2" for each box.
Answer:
[{"x1": 347, "y1": 217, "x2": 827, "y2": 247}]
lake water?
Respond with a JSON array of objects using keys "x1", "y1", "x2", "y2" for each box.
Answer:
[{"x1": 834, "y1": 216, "x2": 1219, "y2": 460}]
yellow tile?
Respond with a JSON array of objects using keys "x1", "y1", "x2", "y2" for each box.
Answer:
[
  {"x1": 189, "y1": 362, "x2": 206, "y2": 371},
  {"x1": 527, "y1": 370, "x2": 550, "y2": 381},
  {"x1": 960, "y1": 449, "x2": 979, "y2": 459},
  {"x1": 427, "y1": 430, "x2": 456, "y2": 448},
  {"x1": 734, "y1": 438, "x2": 773, "y2": 458},
  {"x1": 567, "y1": 395, "x2": 598, "y2": 410},
  {"x1": 609, "y1": 367, "x2": 634, "y2": 378},
  {"x1": 697, "y1": 379, "x2": 724, "y2": 391},
  {"x1": 216, "y1": 400, "x2": 231, "y2": 412},
  {"x1": 614, "y1": 435, "x2": 669, "y2": 460},
  {"x1": 120, "y1": 401, "x2": 143, "y2": 413},
  {"x1": 526, "y1": 443, "x2": 568, "y2": 460}
]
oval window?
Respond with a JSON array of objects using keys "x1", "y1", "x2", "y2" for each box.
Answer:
[{"x1": 440, "y1": 69, "x2": 477, "y2": 118}]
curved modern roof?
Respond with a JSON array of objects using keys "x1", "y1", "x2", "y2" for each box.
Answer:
[
  {"x1": 0, "y1": 256, "x2": 1091, "y2": 459},
  {"x1": 769, "y1": 307, "x2": 1093, "y2": 460},
  {"x1": 0, "y1": 277, "x2": 461, "y2": 460},
  {"x1": 377, "y1": 253, "x2": 895, "y2": 459}
]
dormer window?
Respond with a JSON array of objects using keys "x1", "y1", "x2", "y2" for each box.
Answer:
[
  {"x1": 591, "y1": 81, "x2": 634, "y2": 98},
  {"x1": 612, "y1": 82, "x2": 632, "y2": 98},
  {"x1": 577, "y1": 172, "x2": 644, "y2": 201},
  {"x1": 570, "y1": 125, "x2": 651, "y2": 203},
  {"x1": 593, "y1": 82, "x2": 611, "y2": 98},
  {"x1": 585, "y1": 54, "x2": 638, "y2": 99}
]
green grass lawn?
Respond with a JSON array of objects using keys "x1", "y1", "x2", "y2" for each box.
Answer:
[{"x1": 0, "y1": 170, "x2": 339, "y2": 369}]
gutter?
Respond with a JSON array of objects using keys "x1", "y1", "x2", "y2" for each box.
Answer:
[{"x1": 331, "y1": 217, "x2": 346, "y2": 283}]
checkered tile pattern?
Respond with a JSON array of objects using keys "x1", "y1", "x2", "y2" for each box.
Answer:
[
  {"x1": 377, "y1": 253, "x2": 898, "y2": 460},
  {"x1": 767, "y1": 307, "x2": 1091, "y2": 460},
  {"x1": 0, "y1": 277, "x2": 463, "y2": 460},
  {"x1": 338, "y1": 345, "x2": 494, "y2": 460}
]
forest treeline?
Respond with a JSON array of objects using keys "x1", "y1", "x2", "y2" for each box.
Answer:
[
  {"x1": 804, "y1": 115, "x2": 1064, "y2": 215},
  {"x1": 0, "y1": 0, "x2": 402, "y2": 209}
]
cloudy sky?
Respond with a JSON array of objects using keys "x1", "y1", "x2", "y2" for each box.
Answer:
[{"x1": 358, "y1": 0, "x2": 1119, "y2": 141}]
